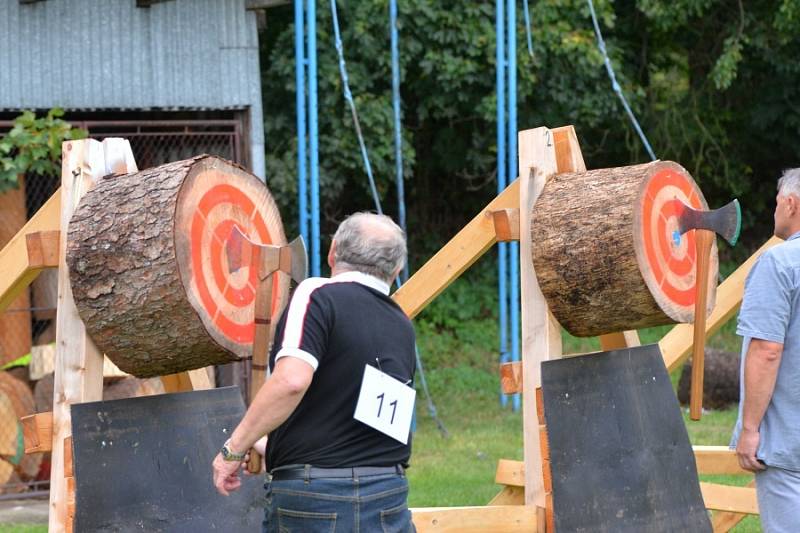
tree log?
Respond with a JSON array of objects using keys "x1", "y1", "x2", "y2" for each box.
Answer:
[
  {"x1": 531, "y1": 161, "x2": 718, "y2": 336},
  {"x1": 67, "y1": 155, "x2": 288, "y2": 377},
  {"x1": 0, "y1": 372, "x2": 41, "y2": 480}
]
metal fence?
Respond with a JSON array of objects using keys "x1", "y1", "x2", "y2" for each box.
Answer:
[{"x1": 0, "y1": 117, "x2": 246, "y2": 494}]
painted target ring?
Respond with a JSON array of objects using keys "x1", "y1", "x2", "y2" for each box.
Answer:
[
  {"x1": 175, "y1": 159, "x2": 287, "y2": 357},
  {"x1": 634, "y1": 162, "x2": 718, "y2": 321}
]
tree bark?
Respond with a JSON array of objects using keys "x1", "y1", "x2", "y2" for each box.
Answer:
[
  {"x1": 67, "y1": 155, "x2": 287, "y2": 377},
  {"x1": 531, "y1": 161, "x2": 718, "y2": 337}
]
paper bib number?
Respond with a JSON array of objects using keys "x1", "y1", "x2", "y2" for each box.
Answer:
[{"x1": 353, "y1": 364, "x2": 416, "y2": 444}]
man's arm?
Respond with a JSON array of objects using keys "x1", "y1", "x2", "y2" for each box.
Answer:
[
  {"x1": 736, "y1": 338, "x2": 783, "y2": 472},
  {"x1": 212, "y1": 357, "x2": 313, "y2": 495}
]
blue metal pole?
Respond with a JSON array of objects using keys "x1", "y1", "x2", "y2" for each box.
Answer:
[
  {"x1": 507, "y1": 0, "x2": 521, "y2": 412},
  {"x1": 496, "y1": 0, "x2": 509, "y2": 408},
  {"x1": 307, "y1": 0, "x2": 321, "y2": 276},
  {"x1": 390, "y1": 0, "x2": 408, "y2": 282},
  {"x1": 294, "y1": 0, "x2": 309, "y2": 247}
]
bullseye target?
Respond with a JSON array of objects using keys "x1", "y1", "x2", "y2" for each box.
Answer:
[
  {"x1": 176, "y1": 160, "x2": 288, "y2": 357},
  {"x1": 634, "y1": 163, "x2": 718, "y2": 321}
]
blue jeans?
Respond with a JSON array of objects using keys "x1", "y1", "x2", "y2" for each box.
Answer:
[{"x1": 263, "y1": 472, "x2": 415, "y2": 533}]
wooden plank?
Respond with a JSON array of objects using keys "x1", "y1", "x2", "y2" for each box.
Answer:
[
  {"x1": 661, "y1": 236, "x2": 781, "y2": 371},
  {"x1": 694, "y1": 445, "x2": 749, "y2": 475},
  {"x1": 487, "y1": 485, "x2": 524, "y2": 506},
  {"x1": 50, "y1": 139, "x2": 137, "y2": 533},
  {"x1": 499, "y1": 361, "x2": 522, "y2": 394},
  {"x1": 491, "y1": 208, "x2": 520, "y2": 242},
  {"x1": 392, "y1": 180, "x2": 520, "y2": 319},
  {"x1": 26, "y1": 230, "x2": 60, "y2": 268},
  {"x1": 599, "y1": 331, "x2": 642, "y2": 351},
  {"x1": 495, "y1": 458, "x2": 525, "y2": 487},
  {"x1": 0, "y1": 190, "x2": 61, "y2": 312},
  {"x1": 700, "y1": 482, "x2": 758, "y2": 514},
  {"x1": 161, "y1": 367, "x2": 214, "y2": 393},
  {"x1": 64, "y1": 436, "x2": 73, "y2": 478},
  {"x1": 411, "y1": 505, "x2": 538, "y2": 532},
  {"x1": 21, "y1": 411, "x2": 53, "y2": 453},
  {"x1": 711, "y1": 480, "x2": 755, "y2": 532},
  {"x1": 518, "y1": 126, "x2": 562, "y2": 508}
]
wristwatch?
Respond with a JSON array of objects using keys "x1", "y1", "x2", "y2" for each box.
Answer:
[{"x1": 220, "y1": 439, "x2": 246, "y2": 462}]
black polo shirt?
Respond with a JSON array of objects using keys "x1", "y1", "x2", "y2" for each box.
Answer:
[{"x1": 265, "y1": 271, "x2": 416, "y2": 469}]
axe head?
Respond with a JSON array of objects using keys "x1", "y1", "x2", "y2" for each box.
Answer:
[
  {"x1": 676, "y1": 199, "x2": 741, "y2": 246},
  {"x1": 287, "y1": 235, "x2": 309, "y2": 284},
  {"x1": 225, "y1": 225, "x2": 308, "y2": 283}
]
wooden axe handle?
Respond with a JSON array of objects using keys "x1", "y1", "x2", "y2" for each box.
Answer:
[
  {"x1": 247, "y1": 273, "x2": 276, "y2": 474},
  {"x1": 690, "y1": 229, "x2": 715, "y2": 421}
]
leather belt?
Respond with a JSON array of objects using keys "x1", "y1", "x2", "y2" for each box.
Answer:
[{"x1": 270, "y1": 464, "x2": 404, "y2": 481}]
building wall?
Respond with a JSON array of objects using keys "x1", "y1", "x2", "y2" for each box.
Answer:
[{"x1": 0, "y1": 0, "x2": 266, "y2": 178}]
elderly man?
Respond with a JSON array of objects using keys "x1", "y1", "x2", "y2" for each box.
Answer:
[
  {"x1": 212, "y1": 212, "x2": 416, "y2": 533},
  {"x1": 731, "y1": 168, "x2": 800, "y2": 532}
]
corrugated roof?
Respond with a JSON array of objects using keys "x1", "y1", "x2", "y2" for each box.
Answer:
[{"x1": 0, "y1": 0, "x2": 262, "y2": 111}]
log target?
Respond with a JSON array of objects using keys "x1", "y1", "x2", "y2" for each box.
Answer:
[
  {"x1": 531, "y1": 161, "x2": 717, "y2": 337},
  {"x1": 68, "y1": 155, "x2": 289, "y2": 377}
]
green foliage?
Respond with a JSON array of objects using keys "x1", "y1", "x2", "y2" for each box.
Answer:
[{"x1": 0, "y1": 109, "x2": 87, "y2": 193}]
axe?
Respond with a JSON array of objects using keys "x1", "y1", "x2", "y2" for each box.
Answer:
[
  {"x1": 227, "y1": 226, "x2": 308, "y2": 472},
  {"x1": 675, "y1": 199, "x2": 741, "y2": 421}
]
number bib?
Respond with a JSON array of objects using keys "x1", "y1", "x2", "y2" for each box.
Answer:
[{"x1": 353, "y1": 364, "x2": 416, "y2": 444}]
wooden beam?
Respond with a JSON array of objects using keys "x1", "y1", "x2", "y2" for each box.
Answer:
[
  {"x1": 518, "y1": 126, "x2": 563, "y2": 508},
  {"x1": 26, "y1": 230, "x2": 60, "y2": 268},
  {"x1": 21, "y1": 411, "x2": 53, "y2": 453},
  {"x1": 599, "y1": 331, "x2": 642, "y2": 351},
  {"x1": 393, "y1": 180, "x2": 520, "y2": 319},
  {"x1": 161, "y1": 367, "x2": 214, "y2": 393},
  {"x1": 711, "y1": 480, "x2": 755, "y2": 532},
  {"x1": 694, "y1": 446, "x2": 749, "y2": 475},
  {"x1": 660, "y1": 236, "x2": 781, "y2": 371},
  {"x1": 246, "y1": 0, "x2": 290, "y2": 8},
  {"x1": 488, "y1": 486, "x2": 524, "y2": 506},
  {"x1": 499, "y1": 361, "x2": 523, "y2": 395},
  {"x1": 411, "y1": 505, "x2": 539, "y2": 532},
  {"x1": 491, "y1": 208, "x2": 520, "y2": 242},
  {"x1": 495, "y1": 458, "x2": 526, "y2": 487},
  {"x1": 0, "y1": 191, "x2": 61, "y2": 312},
  {"x1": 50, "y1": 139, "x2": 138, "y2": 533},
  {"x1": 700, "y1": 482, "x2": 758, "y2": 514}
]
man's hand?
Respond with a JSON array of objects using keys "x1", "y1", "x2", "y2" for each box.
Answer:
[
  {"x1": 736, "y1": 428, "x2": 767, "y2": 473},
  {"x1": 212, "y1": 453, "x2": 244, "y2": 496}
]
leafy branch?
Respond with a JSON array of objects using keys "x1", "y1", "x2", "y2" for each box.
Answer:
[{"x1": 0, "y1": 109, "x2": 87, "y2": 193}]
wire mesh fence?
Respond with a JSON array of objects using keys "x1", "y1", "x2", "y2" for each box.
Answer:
[{"x1": 0, "y1": 117, "x2": 246, "y2": 493}]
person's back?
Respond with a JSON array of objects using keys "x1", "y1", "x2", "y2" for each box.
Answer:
[
  {"x1": 731, "y1": 169, "x2": 800, "y2": 532},
  {"x1": 211, "y1": 212, "x2": 417, "y2": 533},
  {"x1": 266, "y1": 272, "x2": 416, "y2": 468}
]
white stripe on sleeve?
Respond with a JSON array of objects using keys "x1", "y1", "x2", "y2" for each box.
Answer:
[{"x1": 281, "y1": 277, "x2": 330, "y2": 351}]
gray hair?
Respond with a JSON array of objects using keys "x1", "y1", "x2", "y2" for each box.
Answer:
[
  {"x1": 333, "y1": 212, "x2": 407, "y2": 283},
  {"x1": 778, "y1": 168, "x2": 800, "y2": 197}
]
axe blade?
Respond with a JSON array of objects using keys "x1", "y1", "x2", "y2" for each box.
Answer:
[
  {"x1": 676, "y1": 199, "x2": 741, "y2": 246},
  {"x1": 288, "y1": 235, "x2": 309, "y2": 283},
  {"x1": 226, "y1": 225, "x2": 247, "y2": 273}
]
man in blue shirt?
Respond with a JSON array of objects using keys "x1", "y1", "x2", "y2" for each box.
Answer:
[{"x1": 731, "y1": 168, "x2": 800, "y2": 532}]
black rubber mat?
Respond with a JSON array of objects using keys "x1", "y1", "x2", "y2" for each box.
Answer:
[
  {"x1": 71, "y1": 386, "x2": 264, "y2": 532},
  {"x1": 541, "y1": 344, "x2": 711, "y2": 532}
]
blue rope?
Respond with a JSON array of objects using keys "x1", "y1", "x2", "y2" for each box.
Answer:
[
  {"x1": 330, "y1": 0, "x2": 383, "y2": 214},
  {"x1": 586, "y1": 0, "x2": 656, "y2": 161},
  {"x1": 390, "y1": 0, "x2": 409, "y2": 283},
  {"x1": 329, "y1": 0, "x2": 448, "y2": 438},
  {"x1": 523, "y1": 0, "x2": 534, "y2": 57}
]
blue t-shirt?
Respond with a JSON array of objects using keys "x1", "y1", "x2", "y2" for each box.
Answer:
[{"x1": 730, "y1": 231, "x2": 800, "y2": 471}]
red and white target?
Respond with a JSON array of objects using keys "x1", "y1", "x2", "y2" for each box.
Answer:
[
  {"x1": 175, "y1": 160, "x2": 287, "y2": 358},
  {"x1": 634, "y1": 162, "x2": 718, "y2": 321}
]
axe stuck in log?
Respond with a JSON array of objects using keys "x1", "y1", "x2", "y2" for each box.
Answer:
[
  {"x1": 227, "y1": 226, "x2": 308, "y2": 472},
  {"x1": 675, "y1": 199, "x2": 741, "y2": 421}
]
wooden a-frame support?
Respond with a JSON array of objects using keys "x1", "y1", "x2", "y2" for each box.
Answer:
[{"x1": 395, "y1": 125, "x2": 767, "y2": 531}]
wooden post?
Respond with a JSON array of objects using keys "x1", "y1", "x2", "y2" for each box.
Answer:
[
  {"x1": 518, "y1": 126, "x2": 562, "y2": 508},
  {"x1": 49, "y1": 139, "x2": 138, "y2": 532}
]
